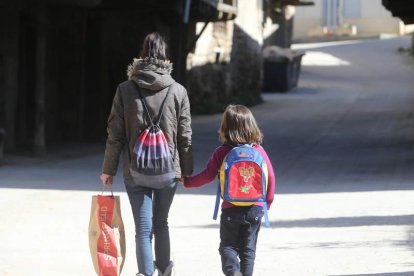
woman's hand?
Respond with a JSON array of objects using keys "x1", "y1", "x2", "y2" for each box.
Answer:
[
  {"x1": 179, "y1": 175, "x2": 189, "y2": 186},
  {"x1": 100, "y1": 173, "x2": 113, "y2": 187}
]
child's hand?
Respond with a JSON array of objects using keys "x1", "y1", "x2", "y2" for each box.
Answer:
[{"x1": 180, "y1": 175, "x2": 189, "y2": 186}]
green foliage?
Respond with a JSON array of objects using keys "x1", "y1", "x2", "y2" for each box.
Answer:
[
  {"x1": 229, "y1": 94, "x2": 263, "y2": 108},
  {"x1": 191, "y1": 98, "x2": 224, "y2": 114},
  {"x1": 191, "y1": 93, "x2": 263, "y2": 115},
  {"x1": 397, "y1": 47, "x2": 414, "y2": 56},
  {"x1": 397, "y1": 47, "x2": 406, "y2": 53}
]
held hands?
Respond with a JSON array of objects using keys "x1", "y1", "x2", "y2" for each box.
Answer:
[
  {"x1": 100, "y1": 173, "x2": 113, "y2": 187},
  {"x1": 179, "y1": 175, "x2": 190, "y2": 186}
]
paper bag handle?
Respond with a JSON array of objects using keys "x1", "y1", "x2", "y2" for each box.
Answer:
[{"x1": 101, "y1": 185, "x2": 114, "y2": 197}]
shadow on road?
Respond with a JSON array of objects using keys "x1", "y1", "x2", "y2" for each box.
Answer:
[
  {"x1": 1, "y1": 37, "x2": 414, "y2": 197},
  {"x1": 175, "y1": 214, "x2": 414, "y2": 229},
  {"x1": 328, "y1": 272, "x2": 414, "y2": 276}
]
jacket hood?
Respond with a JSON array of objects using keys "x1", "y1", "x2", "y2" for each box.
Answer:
[{"x1": 127, "y1": 58, "x2": 175, "y2": 91}]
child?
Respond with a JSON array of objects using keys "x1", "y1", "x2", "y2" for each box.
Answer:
[{"x1": 183, "y1": 104, "x2": 275, "y2": 276}]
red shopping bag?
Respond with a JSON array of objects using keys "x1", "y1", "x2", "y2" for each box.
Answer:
[{"x1": 89, "y1": 191, "x2": 125, "y2": 276}]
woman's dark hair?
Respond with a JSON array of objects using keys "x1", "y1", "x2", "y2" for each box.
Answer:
[{"x1": 139, "y1": 32, "x2": 169, "y2": 60}]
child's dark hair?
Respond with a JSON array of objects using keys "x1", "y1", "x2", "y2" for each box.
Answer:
[
  {"x1": 219, "y1": 105, "x2": 263, "y2": 145},
  {"x1": 139, "y1": 32, "x2": 169, "y2": 60}
]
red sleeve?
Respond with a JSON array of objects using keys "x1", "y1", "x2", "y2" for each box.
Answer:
[
  {"x1": 256, "y1": 145, "x2": 276, "y2": 209},
  {"x1": 184, "y1": 145, "x2": 230, "y2": 188}
]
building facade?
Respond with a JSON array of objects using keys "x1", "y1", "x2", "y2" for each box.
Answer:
[
  {"x1": 293, "y1": 0, "x2": 414, "y2": 39},
  {"x1": 0, "y1": 0, "x2": 233, "y2": 153},
  {"x1": 187, "y1": 0, "x2": 264, "y2": 113},
  {"x1": 0, "y1": 0, "x2": 304, "y2": 155}
]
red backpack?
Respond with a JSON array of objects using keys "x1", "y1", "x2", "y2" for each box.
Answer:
[{"x1": 213, "y1": 144, "x2": 270, "y2": 227}]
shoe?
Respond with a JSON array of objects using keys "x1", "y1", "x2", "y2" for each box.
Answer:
[
  {"x1": 156, "y1": 261, "x2": 174, "y2": 276},
  {"x1": 233, "y1": 272, "x2": 243, "y2": 276}
]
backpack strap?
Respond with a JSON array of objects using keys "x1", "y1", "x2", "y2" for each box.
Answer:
[
  {"x1": 155, "y1": 87, "x2": 171, "y2": 126},
  {"x1": 213, "y1": 183, "x2": 221, "y2": 220},
  {"x1": 262, "y1": 202, "x2": 270, "y2": 228},
  {"x1": 133, "y1": 81, "x2": 171, "y2": 126}
]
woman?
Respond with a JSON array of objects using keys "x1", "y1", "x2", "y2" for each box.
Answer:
[{"x1": 100, "y1": 32, "x2": 193, "y2": 276}]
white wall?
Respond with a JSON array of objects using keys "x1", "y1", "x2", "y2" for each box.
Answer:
[
  {"x1": 295, "y1": 0, "x2": 323, "y2": 19},
  {"x1": 293, "y1": 0, "x2": 409, "y2": 39},
  {"x1": 360, "y1": 0, "x2": 393, "y2": 18},
  {"x1": 343, "y1": 0, "x2": 401, "y2": 35},
  {"x1": 235, "y1": 0, "x2": 264, "y2": 45}
]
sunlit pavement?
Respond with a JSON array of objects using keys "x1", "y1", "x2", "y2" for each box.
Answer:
[{"x1": 1, "y1": 36, "x2": 414, "y2": 276}]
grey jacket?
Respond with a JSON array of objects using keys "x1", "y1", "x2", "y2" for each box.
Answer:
[{"x1": 102, "y1": 58, "x2": 193, "y2": 180}]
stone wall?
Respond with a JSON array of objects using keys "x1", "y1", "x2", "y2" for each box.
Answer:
[
  {"x1": 187, "y1": 0, "x2": 264, "y2": 114},
  {"x1": 187, "y1": 21, "x2": 233, "y2": 113}
]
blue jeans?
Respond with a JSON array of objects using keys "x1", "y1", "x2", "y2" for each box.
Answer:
[
  {"x1": 219, "y1": 206, "x2": 263, "y2": 276},
  {"x1": 125, "y1": 179, "x2": 177, "y2": 276}
]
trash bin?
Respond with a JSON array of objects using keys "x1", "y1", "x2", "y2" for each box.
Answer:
[{"x1": 262, "y1": 46, "x2": 305, "y2": 92}]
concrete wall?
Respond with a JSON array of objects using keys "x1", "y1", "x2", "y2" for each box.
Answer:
[
  {"x1": 343, "y1": 18, "x2": 402, "y2": 35},
  {"x1": 294, "y1": 19, "x2": 322, "y2": 38},
  {"x1": 295, "y1": 0, "x2": 323, "y2": 19},
  {"x1": 345, "y1": 0, "x2": 404, "y2": 35}
]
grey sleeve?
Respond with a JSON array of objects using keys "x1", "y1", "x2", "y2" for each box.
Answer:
[
  {"x1": 177, "y1": 90, "x2": 193, "y2": 176},
  {"x1": 102, "y1": 86, "x2": 126, "y2": 176}
]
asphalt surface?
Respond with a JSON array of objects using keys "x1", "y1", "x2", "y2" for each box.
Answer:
[{"x1": 1, "y1": 36, "x2": 414, "y2": 276}]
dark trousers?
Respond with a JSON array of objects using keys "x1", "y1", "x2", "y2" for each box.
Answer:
[{"x1": 219, "y1": 206, "x2": 263, "y2": 276}]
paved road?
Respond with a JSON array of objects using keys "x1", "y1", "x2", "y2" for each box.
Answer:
[{"x1": 1, "y1": 37, "x2": 414, "y2": 276}]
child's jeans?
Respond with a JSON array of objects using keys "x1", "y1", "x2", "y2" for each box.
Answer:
[{"x1": 219, "y1": 205, "x2": 263, "y2": 276}]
